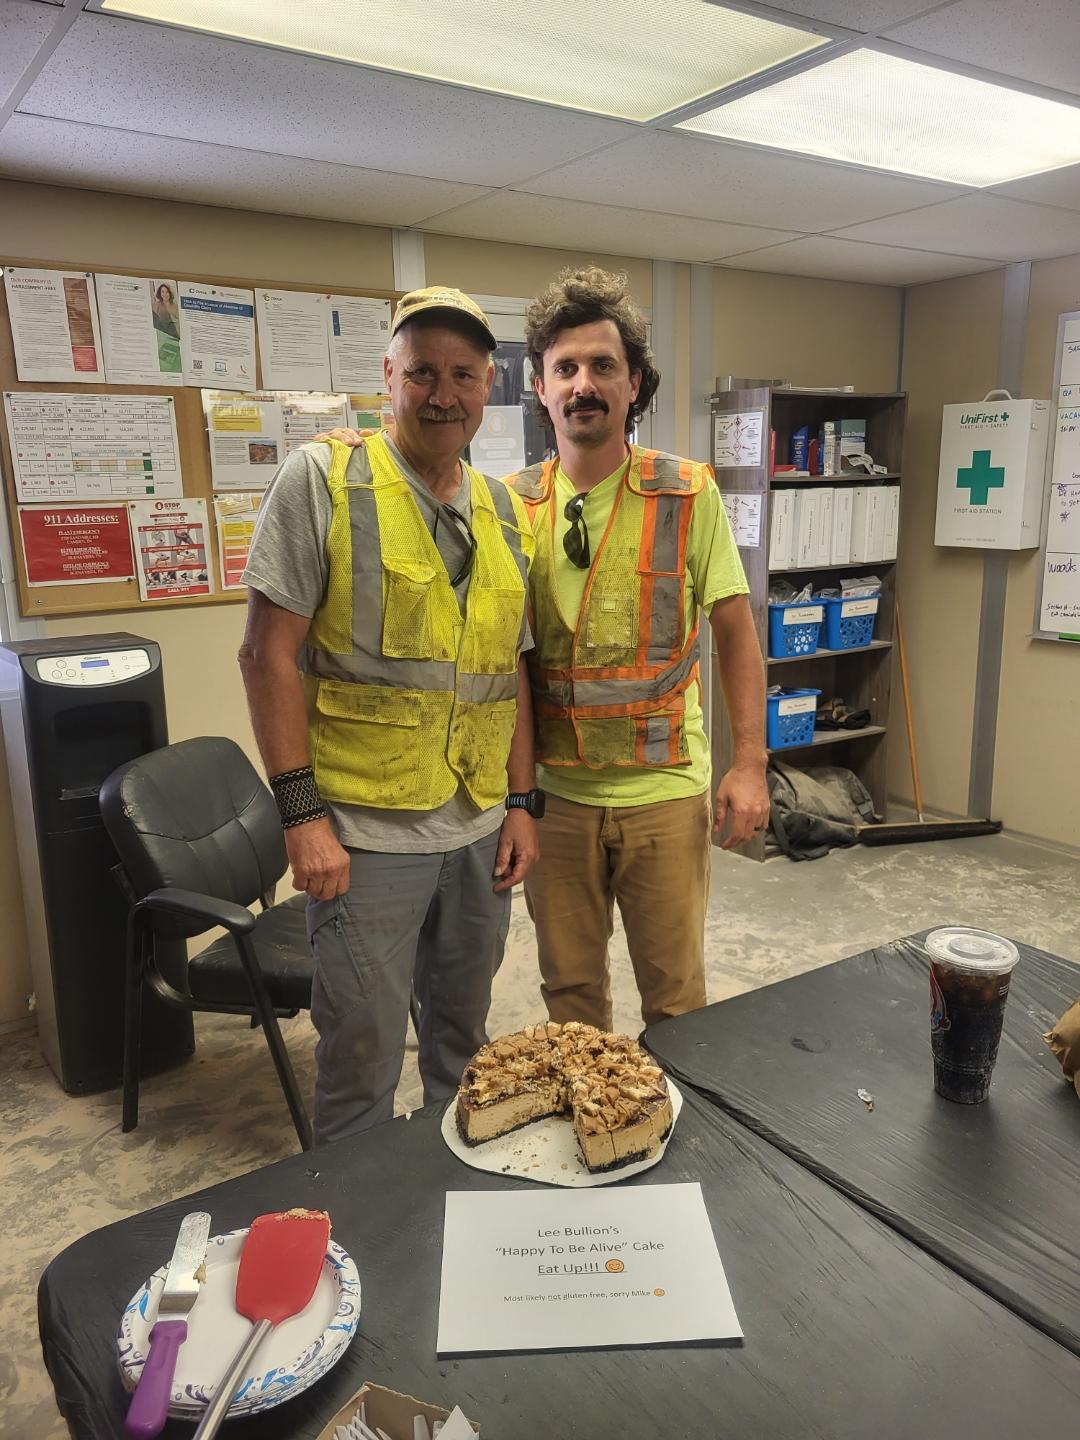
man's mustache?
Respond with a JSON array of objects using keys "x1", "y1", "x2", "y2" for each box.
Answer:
[
  {"x1": 565, "y1": 397, "x2": 609, "y2": 416},
  {"x1": 417, "y1": 404, "x2": 468, "y2": 422}
]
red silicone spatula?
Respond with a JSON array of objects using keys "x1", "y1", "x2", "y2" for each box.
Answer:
[{"x1": 191, "y1": 1209, "x2": 331, "y2": 1440}]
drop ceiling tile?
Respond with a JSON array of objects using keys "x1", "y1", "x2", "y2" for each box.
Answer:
[
  {"x1": 888, "y1": 0, "x2": 1080, "y2": 96},
  {"x1": 993, "y1": 163, "x2": 1080, "y2": 213},
  {"x1": 764, "y1": 2, "x2": 938, "y2": 29},
  {"x1": 0, "y1": 0, "x2": 57, "y2": 102},
  {"x1": 96, "y1": 0, "x2": 827, "y2": 124},
  {"x1": 833, "y1": 194, "x2": 1080, "y2": 261},
  {"x1": 524, "y1": 130, "x2": 965, "y2": 232},
  {"x1": 0, "y1": 114, "x2": 491, "y2": 226},
  {"x1": 718, "y1": 235, "x2": 1001, "y2": 286},
  {"x1": 420, "y1": 190, "x2": 800, "y2": 264},
  {"x1": 18, "y1": 12, "x2": 633, "y2": 187}
]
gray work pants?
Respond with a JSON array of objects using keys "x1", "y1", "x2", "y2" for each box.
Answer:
[{"x1": 306, "y1": 828, "x2": 510, "y2": 1147}]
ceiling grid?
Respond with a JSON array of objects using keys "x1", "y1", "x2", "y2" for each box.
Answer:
[{"x1": 0, "y1": 0, "x2": 1077, "y2": 286}]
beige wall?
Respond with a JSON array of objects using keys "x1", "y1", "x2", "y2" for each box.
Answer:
[
  {"x1": 891, "y1": 258, "x2": 1080, "y2": 847},
  {"x1": 994, "y1": 254, "x2": 1080, "y2": 844},
  {"x1": 890, "y1": 269, "x2": 1004, "y2": 815},
  {"x1": 0, "y1": 180, "x2": 395, "y2": 287},
  {"x1": 424, "y1": 234, "x2": 652, "y2": 306},
  {"x1": 714, "y1": 269, "x2": 902, "y2": 391}
]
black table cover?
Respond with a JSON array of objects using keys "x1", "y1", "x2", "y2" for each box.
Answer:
[
  {"x1": 39, "y1": 1086, "x2": 1080, "y2": 1440},
  {"x1": 644, "y1": 933, "x2": 1080, "y2": 1357}
]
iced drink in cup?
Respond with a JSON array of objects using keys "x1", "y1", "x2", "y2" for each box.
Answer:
[{"x1": 926, "y1": 928, "x2": 1020, "y2": 1103}]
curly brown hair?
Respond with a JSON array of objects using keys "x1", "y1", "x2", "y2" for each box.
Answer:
[{"x1": 525, "y1": 266, "x2": 660, "y2": 436}]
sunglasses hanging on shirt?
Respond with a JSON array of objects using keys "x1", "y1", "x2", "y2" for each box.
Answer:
[
  {"x1": 562, "y1": 494, "x2": 591, "y2": 570},
  {"x1": 433, "y1": 503, "x2": 477, "y2": 587}
]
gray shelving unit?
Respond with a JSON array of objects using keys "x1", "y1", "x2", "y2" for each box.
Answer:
[{"x1": 708, "y1": 384, "x2": 908, "y2": 860}]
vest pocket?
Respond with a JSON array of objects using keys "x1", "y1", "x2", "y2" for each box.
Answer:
[
  {"x1": 312, "y1": 680, "x2": 422, "y2": 805},
  {"x1": 451, "y1": 697, "x2": 518, "y2": 809},
  {"x1": 465, "y1": 585, "x2": 524, "y2": 674},
  {"x1": 585, "y1": 589, "x2": 638, "y2": 652},
  {"x1": 382, "y1": 557, "x2": 435, "y2": 659}
]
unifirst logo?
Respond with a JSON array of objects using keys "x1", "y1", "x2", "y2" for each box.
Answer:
[{"x1": 960, "y1": 411, "x2": 1009, "y2": 426}]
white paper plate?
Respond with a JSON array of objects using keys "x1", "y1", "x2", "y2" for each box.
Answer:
[
  {"x1": 117, "y1": 1228, "x2": 360, "y2": 1419},
  {"x1": 441, "y1": 1078, "x2": 683, "y2": 1187}
]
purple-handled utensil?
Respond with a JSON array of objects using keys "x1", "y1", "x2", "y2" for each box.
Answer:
[{"x1": 124, "y1": 1211, "x2": 211, "y2": 1438}]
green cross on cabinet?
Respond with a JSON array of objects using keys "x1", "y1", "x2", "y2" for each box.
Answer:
[{"x1": 956, "y1": 450, "x2": 1005, "y2": 505}]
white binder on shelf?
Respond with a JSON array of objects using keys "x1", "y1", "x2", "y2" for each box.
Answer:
[
  {"x1": 831, "y1": 487, "x2": 854, "y2": 565},
  {"x1": 883, "y1": 485, "x2": 900, "y2": 561},
  {"x1": 812, "y1": 487, "x2": 834, "y2": 565},
  {"x1": 768, "y1": 490, "x2": 797, "y2": 570},
  {"x1": 850, "y1": 486, "x2": 887, "y2": 563},
  {"x1": 796, "y1": 490, "x2": 823, "y2": 568}
]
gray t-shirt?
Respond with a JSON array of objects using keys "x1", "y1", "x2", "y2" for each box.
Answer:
[{"x1": 243, "y1": 436, "x2": 528, "y2": 854}]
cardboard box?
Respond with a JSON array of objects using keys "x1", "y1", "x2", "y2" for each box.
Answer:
[{"x1": 317, "y1": 1382, "x2": 480, "y2": 1440}]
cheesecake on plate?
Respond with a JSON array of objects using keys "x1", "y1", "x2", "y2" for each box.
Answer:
[{"x1": 456, "y1": 1021, "x2": 672, "y2": 1173}]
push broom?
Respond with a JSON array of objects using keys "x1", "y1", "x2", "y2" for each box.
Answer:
[{"x1": 858, "y1": 602, "x2": 1002, "y2": 846}]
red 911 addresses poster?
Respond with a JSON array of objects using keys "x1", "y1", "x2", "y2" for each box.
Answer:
[{"x1": 18, "y1": 504, "x2": 135, "y2": 586}]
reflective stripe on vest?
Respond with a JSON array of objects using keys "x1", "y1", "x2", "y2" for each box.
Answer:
[
  {"x1": 508, "y1": 446, "x2": 707, "y2": 770},
  {"x1": 304, "y1": 434, "x2": 533, "y2": 809}
]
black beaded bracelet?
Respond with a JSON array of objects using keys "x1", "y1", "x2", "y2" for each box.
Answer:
[{"x1": 268, "y1": 764, "x2": 328, "y2": 829}]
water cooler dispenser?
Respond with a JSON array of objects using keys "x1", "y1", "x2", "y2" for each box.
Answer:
[{"x1": 0, "y1": 632, "x2": 194, "y2": 1092}]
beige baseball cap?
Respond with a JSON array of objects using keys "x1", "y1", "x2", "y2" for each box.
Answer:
[{"x1": 391, "y1": 285, "x2": 496, "y2": 350}]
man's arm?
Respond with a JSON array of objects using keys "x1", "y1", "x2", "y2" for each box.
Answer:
[
  {"x1": 238, "y1": 588, "x2": 351, "y2": 900},
  {"x1": 708, "y1": 593, "x2": 770, "y2": 851},
  {"x1": 493, "y1": 656, "x2": 540, "y2": 893}
]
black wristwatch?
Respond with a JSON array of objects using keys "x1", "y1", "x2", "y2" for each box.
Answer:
[{"x1": 507, "y1": 789, "x2": 546, "y2": 819}]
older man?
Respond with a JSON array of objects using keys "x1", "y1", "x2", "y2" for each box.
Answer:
[{"x1": 239, "y1": 287, "x2": 539, "y2": 1144}]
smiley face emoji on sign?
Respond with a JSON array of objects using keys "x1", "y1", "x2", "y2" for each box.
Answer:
[{"x1": 605, "y1": 1259, "x2": 625, "y2": 1273}]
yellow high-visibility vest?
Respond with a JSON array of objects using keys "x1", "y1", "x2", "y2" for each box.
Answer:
[
  {"x1": 303, "y1": 434, "x2": 533, "y2": 810},
  {"x1": 510, "y1": 446, "x2": 705, "y2": 770}
]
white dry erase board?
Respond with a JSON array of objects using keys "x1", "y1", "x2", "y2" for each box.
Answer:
[{"x1": 1033, "y1": 309, "x2": 1080, "y2": 643}]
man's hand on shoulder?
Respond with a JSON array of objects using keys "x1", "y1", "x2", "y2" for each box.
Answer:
[
  {"x1": 285, "y1": 816, "x2": 351, "y2": 899},
  {"x1": 311, "y1": 427, "x2": 372, "y2": 446}
]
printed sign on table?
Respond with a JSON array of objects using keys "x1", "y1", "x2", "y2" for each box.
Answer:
[{"x1": 437, "y1": 1182, "x2": 741, "y2": 1356}]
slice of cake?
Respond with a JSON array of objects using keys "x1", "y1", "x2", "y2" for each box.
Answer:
[{"x1": 456, "y1": 1021, "x2": 673, "y2": 1173}]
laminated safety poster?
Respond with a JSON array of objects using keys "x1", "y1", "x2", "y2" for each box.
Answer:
[
  {"x1": 97, "y1": 273, "x2": 183, "y2": 385},
  {"x1": 213, "y1": 492, "x2": 262, "y2": 590},
  {"x1": 178, "y1": 282, "x2": 256, "y2": 390},
  {"x1": 4, "y1": 268, "x2": 106, "y2": 383},
  {"x1": 129, "y1": 497, "x2": 212, "y2": 601}
]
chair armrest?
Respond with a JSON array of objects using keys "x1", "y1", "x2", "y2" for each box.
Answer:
[{"x1": 135, "y1": 887, "x2": 257, "y2": 936}]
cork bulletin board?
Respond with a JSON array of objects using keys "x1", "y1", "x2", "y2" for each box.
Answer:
[{"x1": 0, "y1": 256, "x2": 399, "y2": 618}]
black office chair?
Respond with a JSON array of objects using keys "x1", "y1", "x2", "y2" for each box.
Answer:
[{"x1": 99, "y1": 735, "x2": 313, "y2": 1151}]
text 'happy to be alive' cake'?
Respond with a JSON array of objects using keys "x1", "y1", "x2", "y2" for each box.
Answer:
[{"x1": 456, "y1": 1021, "x2": 673, "y2": 1173}]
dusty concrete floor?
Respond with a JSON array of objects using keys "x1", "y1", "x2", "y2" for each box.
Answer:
[{"x1": 3, "y1": 829, "x2": 1078, "y2": 1439}]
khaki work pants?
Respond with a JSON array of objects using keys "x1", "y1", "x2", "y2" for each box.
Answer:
[{"x1": 524, "y1": 790, "x2": 711, "y2": 1030}]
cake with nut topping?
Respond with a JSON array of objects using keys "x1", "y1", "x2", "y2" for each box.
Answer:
[{"x1": 456, "y1": 1021, "x2": 672, "y2": 1173}]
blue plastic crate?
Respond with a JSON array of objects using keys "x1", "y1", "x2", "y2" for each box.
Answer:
[
  {"x1": 768, "y1": 601, "x2": 824, "y2": 659},
  {"x1": 821, "y1": 594, "x2": 880, "y2": 650},
  {"x1": 766, "y1": 688, "x2": 821, "y2": 749}
]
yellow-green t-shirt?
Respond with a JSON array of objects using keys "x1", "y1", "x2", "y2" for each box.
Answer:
[{"x1": 537, "y1": 458, "x2": 749, "y2": 808}]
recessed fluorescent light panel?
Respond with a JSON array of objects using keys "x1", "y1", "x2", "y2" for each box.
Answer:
[
  {"x1": 678, "y1": 48, "x2": 1080, "y2": 187},
  {"x1": 99, "y1": 0, "x2": 826, "y2": 123}
]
